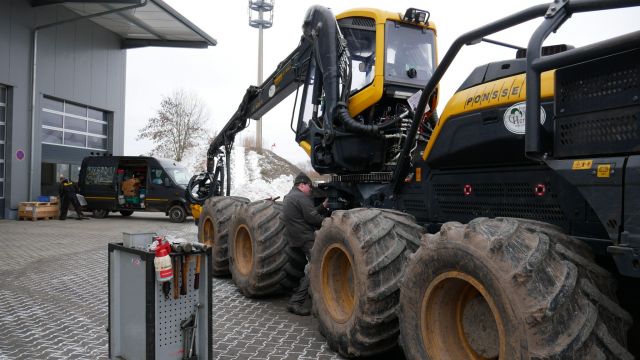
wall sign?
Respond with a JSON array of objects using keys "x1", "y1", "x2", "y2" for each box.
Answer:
[{"x1": 16, "y1": 149, "x2": 25, "y2": 161}]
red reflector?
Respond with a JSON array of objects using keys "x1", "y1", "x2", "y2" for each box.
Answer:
[
  {"x1": 463, "y1": 184, "x2": 473, "y2": 196},
  {"x1": 534, "y1": 184, "x2": 546, "y2": 197}
]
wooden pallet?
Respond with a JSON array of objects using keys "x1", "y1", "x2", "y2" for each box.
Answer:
[
  {"x1": 18, "y1": 215, "x2": 58, "y2": 221},
  {"x1": 18, "y1": 202, "x2": 59, "y2": 221}
]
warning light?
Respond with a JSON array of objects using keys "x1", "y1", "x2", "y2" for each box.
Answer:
[
  {"x1": 463, "y1": 184, "x2": 473, "y2": 196},
  {"x1": 534, "y1": 184, "x2": 546, "y2": 197}
]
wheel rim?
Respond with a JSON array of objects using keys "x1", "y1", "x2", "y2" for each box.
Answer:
[
  {"x1": 421, "y1": 271, "x2": 504, "y2": 360},
  {"x1": 320, "y1": 243, "x2": 355, "y2": 324},
  {"x1": 170, "y1": 207, "x2": 183, "y2": 221},
  {"x1": 234, "y1": 224, "x2": 253, "y2": 275},
  {"x1": 202, "y1": 217, "x2": 214, "y2": 247}
]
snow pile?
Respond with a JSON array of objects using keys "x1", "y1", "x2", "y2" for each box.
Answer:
[{"x1": 228, "y1": 147, "x2": 298, "y2": 201}]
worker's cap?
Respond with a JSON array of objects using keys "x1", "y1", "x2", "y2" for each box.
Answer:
[{"x1": 294, "y1": 173, "x2": 313, "y2": 186}]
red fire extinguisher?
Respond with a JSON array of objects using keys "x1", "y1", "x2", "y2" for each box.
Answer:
[{"x1": 154, "y1": 237, "x2": 173, "y2": 282}]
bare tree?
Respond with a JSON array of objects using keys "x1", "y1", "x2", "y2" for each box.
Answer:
[{"x1": 137, "y1": 89, "x2": 209, "y2": 162}]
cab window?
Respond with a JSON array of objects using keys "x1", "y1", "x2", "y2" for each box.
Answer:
[
  {"x1": 150, "y1": 168, "x2": 168, "y2": 186},
  {"x1": 385, "y1": 21, "x2": 435, "y2": 86}
]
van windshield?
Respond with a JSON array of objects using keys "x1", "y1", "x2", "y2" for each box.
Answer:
[{"x1": 165, "y1": 167, "x2": 190, "y2": 186}]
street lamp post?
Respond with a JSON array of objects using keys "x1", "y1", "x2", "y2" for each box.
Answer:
[{"x1": 248, "y1": 0, "x2": 274, "y2": 153}]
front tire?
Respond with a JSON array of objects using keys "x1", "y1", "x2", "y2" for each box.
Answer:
[
  {"x1": 168, "y1": 204, "x2": 186, "y2": 223},
  {"x1": 309, "y1": 208, "x2": 423, "y2": 358},
  {"x1": 399, "y1": 217, "x2": 633, "y2": 359},
  {"x1": 228, "y1": 200, "x2": 303, "y2": 297}
]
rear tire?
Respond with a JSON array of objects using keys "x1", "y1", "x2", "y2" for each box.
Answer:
[
  {"x1": 92, "y1": 209, "x2": 108, "y2": 218},
  {"x1": 228, "y1": 200, "x2": 303, "y2": 297},
  {"x1": 119, "y1": 210, "x2": 133, "y2": 217},
  {"x1": 197, "y1": 196, "x2": 250, "y2": 276},
  {"x1": 168, "y1": 204, "x2": 186, "y2": 223},
  {"x1": 398, "y1": 217, "x2": 633, "y2": 360},
  {"x1": 309, "y1": 208, "x2": 423, "y2": 358}
]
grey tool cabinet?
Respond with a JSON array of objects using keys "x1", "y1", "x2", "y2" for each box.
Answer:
[{"x1": 108, "y1": 243, "x2": 211, "y2": 360}]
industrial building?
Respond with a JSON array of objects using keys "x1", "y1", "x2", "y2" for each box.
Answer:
[{"x1": 0, "y1": 0, "x2": 216, "y2": 218}]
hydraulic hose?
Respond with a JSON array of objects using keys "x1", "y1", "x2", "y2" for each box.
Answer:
[{"x1": 336, "y1": 102, "x2": 380, "y2": 136}]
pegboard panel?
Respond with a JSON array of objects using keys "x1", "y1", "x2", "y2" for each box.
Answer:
[{"x1": 155, "y1": 254, "x2": 203, "y2": 356}]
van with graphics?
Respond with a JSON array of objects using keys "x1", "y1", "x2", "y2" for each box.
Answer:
[{"x1": 78, "y1": 156, "x2": 192, "y2": 222}]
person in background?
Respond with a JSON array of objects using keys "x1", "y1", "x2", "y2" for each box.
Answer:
[
  {"x1": 282, "y1": 173, "x2": 329, "y2": 315},
  {"x1": 58, "y1": 175, "x2": 89, "y2": 220}
]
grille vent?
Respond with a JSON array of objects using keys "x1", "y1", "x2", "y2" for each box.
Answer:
[
  {"x1": 434, "y1": 182, "x2": 564, "y2": 224},
  {"x1": 555, "y1": 48, "x2": 640, "y2": 115},
  {"x1": 555, "y1": 106, "x2": 640, "y2": 157},
  {"x1": 338, "y1": 17, "x2": 375, "y2": 31}
]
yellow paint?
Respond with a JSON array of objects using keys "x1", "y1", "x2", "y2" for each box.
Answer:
[
  {"x1": 597, "y1": 164, "x2": 611, "y2": 178},
  {"x1": 190, "y1": 204, "x2": 202, "y2": 221},
  {"x1": 299, "y1": 140, "x2": 311, "y2": 156},
  {"x1": 415, "y1": 167, "x2": 422, "y2": 182},
  {"x1": 423, "y1": 70, "x2": 555, "y2": 161},
  {"x1": 146, "y1": 198, "x2": 169, "y2": 202},
  {"x1": 336, "y1": 8, "x2": 437, "y2": 117},
  {"x1": 84, "y1": 196, "x2": 115, "y2": 200},
  {"x1": 572, "y1": 160, "x2": 593, "y2": 170}
]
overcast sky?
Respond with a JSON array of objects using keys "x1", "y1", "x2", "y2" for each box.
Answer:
[{"x1": 123, "y1": 0, "x2": 640, "y2": 166}]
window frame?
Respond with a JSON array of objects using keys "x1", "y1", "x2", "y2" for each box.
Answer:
[
  {"x1": 0, "y1": 85, "x2": 6, "y2": 199},
  {"x1": 40, "y1": 96, "x2": 109, "y2": 151}
]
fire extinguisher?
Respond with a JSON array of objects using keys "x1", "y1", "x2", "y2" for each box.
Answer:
[{"x1": 154, "y1": 237, "x2": 173, "y2": 282}]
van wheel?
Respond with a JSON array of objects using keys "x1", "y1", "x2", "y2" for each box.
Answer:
[
  {"x1": 119, "y1": 210, "x2": 134, "y2": 217},
  {"x1": 93, "y1": 209, "x2": 109, "y2": 218},
  {"x1": 168, "y1": 204, "x2": 186, "y2": 223}
]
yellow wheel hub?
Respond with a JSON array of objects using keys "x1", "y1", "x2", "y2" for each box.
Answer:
[
  {"x1": 421, "y1": 271, "x2": 504, "y2": 360},
  {"x1": 321, "y1": 243, "x2": 355, "y2": 323},
  {"x1": 202, "y1": 217, "x2": 214, "y2": 247},
  {"x1": 234, "y1": 224, "x2": 253, "y2": 275}
]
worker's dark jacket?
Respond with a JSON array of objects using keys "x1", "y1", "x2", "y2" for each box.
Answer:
[
  {"x1": 59, "y1": 179, "x2": 78, "y2": 197},
  {"x1": 282, "y1": 186, "x2": 325, "y2": 247}
]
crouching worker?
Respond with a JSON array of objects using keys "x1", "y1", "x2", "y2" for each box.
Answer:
[
  {"x1": 282, "y1": 173, "x2": 328, "y2": 316},
  {"x1": 58, "y1": 176, "x2": 89, "y2": 220}
]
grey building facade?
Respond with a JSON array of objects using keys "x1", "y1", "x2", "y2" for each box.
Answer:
[{"x1": 0, "y1": 0, "x2": 215, "y2": 219}]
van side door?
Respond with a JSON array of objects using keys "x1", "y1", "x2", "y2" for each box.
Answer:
[
  {"x1": 79, "y1": 157, "x2": 118, "y2": 211},
  {"x1": 147, "y1": 166, "x2": 173, "y2": 211}
]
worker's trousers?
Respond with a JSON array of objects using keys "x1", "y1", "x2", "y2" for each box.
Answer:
[
  {"x1": 59, "y1": 193, "x2": 83, "y2": 220},
  {"x1": 288, "y1": 241, "x2": 314, "y2": 306}
]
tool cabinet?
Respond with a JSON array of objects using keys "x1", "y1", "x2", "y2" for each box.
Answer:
[{"x1": 108, "y1": 243, "x2": 211, "y2": 360}]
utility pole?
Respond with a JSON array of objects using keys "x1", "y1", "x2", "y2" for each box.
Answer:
[{"x1": 248, "y1": 0, "x2": 274, "y2": 153}]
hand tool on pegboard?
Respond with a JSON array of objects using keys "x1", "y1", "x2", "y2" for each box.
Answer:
[{"x1": 180, "y1": 242, "x2": 193, "y2": 296}]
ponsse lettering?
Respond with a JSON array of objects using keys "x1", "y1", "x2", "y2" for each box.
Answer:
[{"x1": 464, "y1": 81, "x2": 523, "y2": 108}]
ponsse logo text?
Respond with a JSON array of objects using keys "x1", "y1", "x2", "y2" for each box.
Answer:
[{"x1": 464, "y1": 78, "x2": 525, "y2": 109}]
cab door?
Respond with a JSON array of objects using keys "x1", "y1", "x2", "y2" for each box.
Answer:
[
  {"x1": 146, "y1": 165, "x2": 173, "y2": 211},
  {"x1": 79, "y1": 157, "x2": 118, "y2": 211}
]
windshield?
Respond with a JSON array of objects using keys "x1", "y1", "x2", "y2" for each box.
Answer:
[
  {"x1": 341, "y1": 24, "x2": 376, "y2": 94},
  {"x1": 385, "y1": 21, "x2": 436, "y2": 87},
  {"x1": 165, "y1": 166, "x2": 190, "y2": 186}
]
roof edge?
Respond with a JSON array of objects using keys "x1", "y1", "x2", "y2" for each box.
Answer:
[{"x1": 150, "y1": 0, "x2": 217, "y2": 46}]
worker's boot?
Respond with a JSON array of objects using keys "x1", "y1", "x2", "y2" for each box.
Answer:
[{"x1": 286, "y1": 295, "x2": 311, "y2": 316}]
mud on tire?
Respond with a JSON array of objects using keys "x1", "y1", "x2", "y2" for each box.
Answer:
[
  {"x1": 399, "y1": 217, "x2": 633, "y2": 360},
  {"x1": 228, "y1": 200, "x2": 304, "y2": 297},
  {"x1": 198, "y1": 196, "x2": 249, "y2": 276},
  {"x1": 309, "y1": 208, "x2": 423, "y2": 358}
]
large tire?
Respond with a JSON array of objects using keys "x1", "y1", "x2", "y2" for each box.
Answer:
[
  {"x1": 399, "y1": 217, "x2": 633, "y2": 360},
  {"x1": 197, "y1": 196, "x2": 249, "y2": 276},
  {"x1": 228, "y1": 200, "x2": 303, "y2": 297},
  {"x1": 309, "y1": 208, "x2": 424, "y2": 358}
]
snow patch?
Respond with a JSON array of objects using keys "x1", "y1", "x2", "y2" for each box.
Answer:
[{"x1": 229, "y1": 147, "x2": 294, "y2": 201}]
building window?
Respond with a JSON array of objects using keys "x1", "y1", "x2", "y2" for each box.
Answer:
[
  {"x1": 0, "y1": 85, "x2": 6, "y2": 199},
  {"x1": 41, "y1": 96, "x2": 109, "y2": 151}
]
